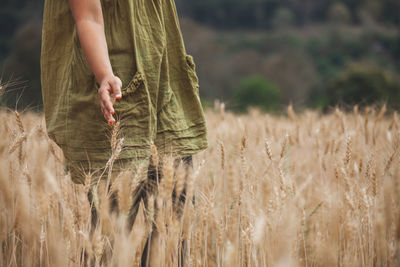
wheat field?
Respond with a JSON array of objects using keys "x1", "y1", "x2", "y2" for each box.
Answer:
[{"x1": 0, "y1": 102, "x2": 399, "y2": 267}]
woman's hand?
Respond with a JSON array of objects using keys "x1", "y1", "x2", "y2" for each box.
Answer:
[{"x1": 98, "y1": 75, "x2": 122, "y2": 126}]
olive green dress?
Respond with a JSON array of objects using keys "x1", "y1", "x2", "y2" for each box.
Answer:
[{"x1": 41, "y1": 0, "x2": 208, "y2": 184}]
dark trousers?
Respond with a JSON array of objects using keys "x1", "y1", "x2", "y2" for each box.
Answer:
[{"x1": 87, "y1": 154, "x2": 193, "y2": 266}]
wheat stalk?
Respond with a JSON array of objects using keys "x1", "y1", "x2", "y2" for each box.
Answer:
[{"x1": 0, "y1": 107, "x2": 398, "y2": 267}]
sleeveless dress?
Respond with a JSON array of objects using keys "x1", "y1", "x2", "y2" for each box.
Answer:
[{"x1": 41, "y1": 0, "x2": 208, "y2": 184}]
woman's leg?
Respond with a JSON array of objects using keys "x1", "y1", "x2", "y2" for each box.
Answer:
[
  {"x1": 173, "y1": 155, "x2": 193, "y2": 267},
  {"x1": 87, "y1": 182, "x2": 119, "y2": 235},
  {"x1": 140, "y1": 154, "x2": 194, "y2": 267},
  {"x1": 139, "y1": 155, "x2": 160, "y2": 267},
  {"x1": 172, "y1": 155, "x2": 194, "y2": 217},
  {"x1": 127, "y1": 155, "x2": 158, "y2": 231}
]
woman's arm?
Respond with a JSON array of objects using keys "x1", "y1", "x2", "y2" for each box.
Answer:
[{"x1": 68, "y1": 0, "x2": 121, "y2": 126}]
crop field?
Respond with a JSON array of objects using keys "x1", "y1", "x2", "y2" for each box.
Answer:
[{"x1": 0, "y1": 104, "x2": 399, "y2": 266}]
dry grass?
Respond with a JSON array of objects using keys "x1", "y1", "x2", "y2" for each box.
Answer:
[{"x1": 0, "y1": 104, "x2": 399, "y2": 266}]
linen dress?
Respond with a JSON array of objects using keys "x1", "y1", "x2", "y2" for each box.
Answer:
[{"x1": 41, "y1": 0, "x2": 208, "y2": 184}]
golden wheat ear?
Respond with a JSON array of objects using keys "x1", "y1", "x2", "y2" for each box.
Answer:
[{"x1": 2, "y1": 106, "x2": 400, "y2": 266}]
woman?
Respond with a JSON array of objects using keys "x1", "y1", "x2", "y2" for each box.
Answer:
[
  {"x1": 41, "y1": 0, "x2": 208, "y2": 183},
  {"x1": 41, "y1": 0, "x2": 208, "y2": 265}
]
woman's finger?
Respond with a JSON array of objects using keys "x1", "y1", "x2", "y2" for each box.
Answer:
[
  {"x1": 99, "y1": 86, "x2": 115, "y2": 114},
  {"x1": 100, "y1": 104, "x2": 107, "y2": 120},
  {"x1": 100, "y1": 100, "x2": 114, "y2": 124},
  {"x1": 102, "y1": 104, "x2": 115, "y2": 125},
  {"x1": 110, "y1": 78, "x2": 122, "y2": 99},
  {"x1": 104, "y1": 98, "x2": 115, "y2": 115}
]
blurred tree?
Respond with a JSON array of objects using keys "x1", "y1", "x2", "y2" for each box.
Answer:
[
  {"x1": 182, "y1": 0, "x2": 278, "y2": 29},
  {"x1": 325, "y1": 64, "x2": 400, "y2": 109},
  {"x1": 358, "y1": 1, "x2": 381, "y2": 25},
  {"x1": 328, "y1": 2, "x2": 351, "y2": 24},
  {"x1": 272, "y1": 7, "x2": 295, "y2": 29},
  {"x1": 231, "y1": 75, "x2": 281, "y2": 112},
  {"x1": 0, "y1": 0, "x2": 42, "y2": 61},
  {"x1": 341, "y1": 0, "x2": 364, "y2": 22},
  {"x1": 2, "y1": 21, "x2": 42, "y2": 110},
  {"x1": 260, "y1": 51, "x2": 318, "y2": 107},
  {"x1": 379, "y1": 0, "x2": 400, "y2": 26}
]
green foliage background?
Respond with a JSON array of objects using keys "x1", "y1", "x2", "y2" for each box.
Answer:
[
  {"x1": 1, "y1": 0, "x2": 400, "y2": 111},
  {"x1": 232, "y1": 75, "x2": 281, "y2": 113}
]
